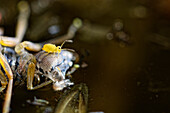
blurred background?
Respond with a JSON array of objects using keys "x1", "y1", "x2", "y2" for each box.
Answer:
[{"x1": 1, "y1": 0, "x2": 170, "y2": 113}]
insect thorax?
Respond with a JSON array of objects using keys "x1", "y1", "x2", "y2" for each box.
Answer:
[{"x1": 35, "y1": 50, "x2": 74, "y2": 82}]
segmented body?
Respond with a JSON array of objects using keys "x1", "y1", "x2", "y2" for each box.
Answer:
[
  {"x1": 36, "y1": 50, "x2": 74, "y2": 77},
  {"x1": 0, "y1": 47, "x2": 75, "y2": 87}
]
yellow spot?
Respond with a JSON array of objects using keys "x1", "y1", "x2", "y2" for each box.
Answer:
[
  {"x1": 42, "y1": 40, "x2": 73, "y2": 53},
  {"x1": 42, "y1": 44, "x2": 58, "y2": 53}
]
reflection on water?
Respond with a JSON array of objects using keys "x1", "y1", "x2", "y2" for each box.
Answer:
[{"x1": 1, "y1": 0, "x2": 170, "y2": 113}]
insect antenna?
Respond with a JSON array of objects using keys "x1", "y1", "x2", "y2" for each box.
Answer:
[
  {"x1": 60, "y1": 40, "x2": 73, "y2": 48},
  {"x1": 60, "y1": 40, "x2": 75, "y2": 52}
]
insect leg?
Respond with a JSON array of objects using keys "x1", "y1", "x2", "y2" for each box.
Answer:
[
  {"x1": 0, "y1": 28, "x2": 4, "y2": 36},
  {"x1": 0, "y1": 69, "x2": 7, "y2": 92},
  {"x1": 15, "y1": 41, "x2": 42, "y2": 55},
  {"x1": 16, "y1": 1, "x2": 30, "y2": 43},
  {"x1": 27, "y1": 62, "x2": 52, "y2": 90},
  {"x1": 27, "y1": 62, "x2": 35, "y2": 90},
  {"x1": 0, "y1": 1, "x2": 30, "y2": 47},
  {"x1": 0, "y1": 53, "x2": 13, "y2": 113},
  {"x1": 40, "y1": 18, "x2": 82, "y2": 45},
  {"x1": 28, "y1": 80, "x2": 53, "y2": 90}
]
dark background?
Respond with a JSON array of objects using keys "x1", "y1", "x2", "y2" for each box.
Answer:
[{"x1": 0, "y1": 0, "x2": 170, "y2": 113}]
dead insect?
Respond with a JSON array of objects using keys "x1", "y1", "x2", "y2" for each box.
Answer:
[{"x1": 0, "y1": 1, "x2": 82, "y2": 113}]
